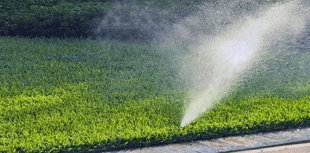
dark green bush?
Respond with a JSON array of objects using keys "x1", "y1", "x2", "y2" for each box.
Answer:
[
  {"x1": 0, "y1": 0, "x2": 288, "y2": 40},
  {"x1": 0, "y1": 0, "x2": 112, "y2": 38},
  {"x1": 1, "y1": 0, "x2": 205, "y2": 39}
]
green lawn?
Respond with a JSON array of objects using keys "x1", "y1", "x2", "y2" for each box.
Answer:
[{"x1": 0, "y1": 36, "x2": 310, "y2": 152}]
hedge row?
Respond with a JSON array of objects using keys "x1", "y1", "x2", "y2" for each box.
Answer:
[
  {"x1": 0, "y1": 0, "x2": 285, "y2": 40},
  {"x1": 0, "y1": 0, "x2": 208, "y2": 40},
  {"x1": 0, "y1": 0, "x2": 111, "y2": 38}
]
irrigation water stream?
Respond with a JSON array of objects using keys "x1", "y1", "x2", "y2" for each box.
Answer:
[
  {"x1": 179, "y1": 0, "x2": 310, "y2": 127},
  {"x1": 101, "y1": 0, "x2": 310, "y2": 152}
]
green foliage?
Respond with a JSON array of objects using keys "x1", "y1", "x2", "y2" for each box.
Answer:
[
  {"x1": 0, "y1": 0, "x2": 287, "y2": 39},
  {"x1": 1, "y1": 0, "x2": 206, "y2": 39},
  {"x1": 0, "y1": 0, "x2": 111, "y2": 38},
  {"x1": 0, "y1": 36, "x2": 310, "y2": 152}
]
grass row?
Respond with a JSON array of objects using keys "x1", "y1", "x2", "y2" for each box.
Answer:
[{"x1": 0, "y1": 36, "x2": 310, "y2": 152}]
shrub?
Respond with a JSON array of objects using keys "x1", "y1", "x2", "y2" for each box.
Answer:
[
  {"x1": 0, "y1": 0, "x2": 288, "y2": 40},
  {"x1": 0, "y1": 0, "x2": 111, "y2": 38}
]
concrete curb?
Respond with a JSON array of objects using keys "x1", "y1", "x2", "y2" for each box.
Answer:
[{"x1": 107, "y1": 126, "x2": 310, "y2": 153}]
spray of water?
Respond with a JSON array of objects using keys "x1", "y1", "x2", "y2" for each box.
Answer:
[
  {"x1": 179, "y1": 0, "x2": 309, "y2": 127},
  {"x1": 94, "y1": 0, "x2": 309, "y2": 127}
]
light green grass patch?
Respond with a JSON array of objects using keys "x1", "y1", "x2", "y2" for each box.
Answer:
[{"x1": 1, "y1": 36, "x2": 310, "y2": 152}]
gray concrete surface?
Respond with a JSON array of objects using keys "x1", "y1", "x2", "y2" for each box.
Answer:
[
  {"x1": 233, "y1": 142, "x2": 310, "y2": 153},
  {"x1": 107, "y1": 126, "x2": 310, "y2": 153}
]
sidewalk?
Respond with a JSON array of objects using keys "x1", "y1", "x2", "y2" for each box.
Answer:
[
  {"x1": 233, "y1": 142, "x2": 310, "y2": 153},
  {"x1": 108, "y1": 126, "x2": 310, "y2": 153}
]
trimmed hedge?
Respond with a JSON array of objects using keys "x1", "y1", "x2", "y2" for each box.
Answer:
[
  {"x1": 0, "y1": 0, "x2": 283, "y2": 40},
  {"x1": 0, "y1": 0, "x2": 111, "y2": 38}
]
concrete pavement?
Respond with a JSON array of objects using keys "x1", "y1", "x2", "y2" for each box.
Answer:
[{"x1": 107, "y1": 126, "x2": 310, "y2": 153}]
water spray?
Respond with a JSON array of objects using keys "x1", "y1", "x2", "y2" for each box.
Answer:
[{"x1": 179, "y1": 0, "x2": 309, "y2": 127}]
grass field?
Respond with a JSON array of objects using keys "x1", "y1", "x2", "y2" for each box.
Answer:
[{"x1": 1, "y1": 36, "x2": 310, "y2": 152}]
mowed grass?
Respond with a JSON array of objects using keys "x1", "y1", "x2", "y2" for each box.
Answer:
[{"x1": 1, "y1": 36, "x2": 310, "y2": 152}]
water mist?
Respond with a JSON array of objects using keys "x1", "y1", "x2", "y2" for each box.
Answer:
[{"x1": 178, "y1": 0, "x2": 310, "y2": 127}]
